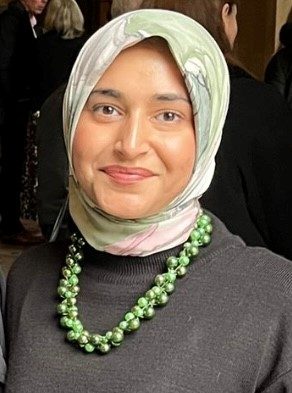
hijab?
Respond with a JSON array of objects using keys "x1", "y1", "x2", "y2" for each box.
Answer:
[{"x1": 63, "y1": 9, "x2": 230, "y2": 256}]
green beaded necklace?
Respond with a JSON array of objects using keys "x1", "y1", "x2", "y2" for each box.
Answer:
[{"x1": 57, "y1": 212, "x2": 212, "y2": 354}]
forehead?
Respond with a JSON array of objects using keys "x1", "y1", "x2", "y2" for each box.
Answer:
[
  {"x1": 94, "y1": 41, "x2": 184, "y2": 89},
  {"x1": 25, "y1": 0, "x2": 43, "y2": 5}
]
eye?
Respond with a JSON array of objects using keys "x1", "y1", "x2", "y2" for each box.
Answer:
[
  {"x1": 92, "y1": 105, "x2": 120, "y2": 116},
  {"x1": 155, "y1": 111, "x2": 181, "y2": 122}
]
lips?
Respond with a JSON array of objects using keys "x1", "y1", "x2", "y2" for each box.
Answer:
[{"x1": 100, "y1": 165, "x2": 155, "y2": 184}]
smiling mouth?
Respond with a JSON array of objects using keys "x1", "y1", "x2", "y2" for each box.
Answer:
[{"x1": 100, "y1": 165, "x2": 155, "y2": 184}]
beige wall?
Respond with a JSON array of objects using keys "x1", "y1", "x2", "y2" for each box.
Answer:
[
  {"x1": 275, "y1": 0, "x2": 292, "y2": 49},
  {"x1": 234, "y1": 0, "x2": 292, "y2": 79}
]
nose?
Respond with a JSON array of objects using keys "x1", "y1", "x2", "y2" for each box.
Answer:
[{"x1": 114, "y1": 111, "x2": 150, "y2": 160}]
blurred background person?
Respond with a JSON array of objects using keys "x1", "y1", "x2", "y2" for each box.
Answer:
[
  {"x1": 265, "y1": 22, "x2": 292, "y2": 110},
  {"x1": 140, "y1": 0, "x2": 292, "y2": 260},
  {"x1": 0, "y1": 0, "x2": 48, "y2": 243},
  {"x1": 22, "y1": 0, "x2": 86, "y2": 234},
  {"x1": 35, "y1": 0, "x2": 86, "y2": 109}
]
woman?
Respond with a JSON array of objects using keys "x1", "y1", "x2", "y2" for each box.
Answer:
[
  {"x1": 35, "y1": 0, "x2": 86, "y2": 108},
  {"x1": 5, "y1": 9, "x2": 292, "y2": 392},
  {"x1": 265, "y1": 22, "x2": 292, "y2": 109},
  {"x1": 140, "y1": 0, "x2": 292, "y2": 260}
]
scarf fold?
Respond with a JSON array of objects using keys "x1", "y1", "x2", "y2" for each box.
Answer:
[{"x1": 63, "y1": 9, "x2": 230, "y2": 256}]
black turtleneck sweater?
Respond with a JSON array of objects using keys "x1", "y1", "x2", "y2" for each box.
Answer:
[{"x1": 5, "y1": 215, "x2": 292, "y2": 392}]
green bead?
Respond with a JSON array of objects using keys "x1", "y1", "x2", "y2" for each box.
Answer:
[
  {"x1": 179, "y1": 250, "x2": 187, "y2": 257},
  {"x1": 164, "y1": 282, "x2": 175, "y2": 294},
  {"x1": 84, "y1": 343, "x2": 95, "y2": 353},
  {"x1": 77, "y1": 238, "x2": 85, "y2": 247},
  {"x1": 99, "y1": 336, "x2": 109, "y2": 345},
  {"x1": 166, "y1": 256, "x2": 178, "y2": 269},
  {"x1": 72, "y1": 320, "x2": 83, "y2": 333},
  {"x1": 119, "y1": 321, "x2": 128, "y2": 330},
  {"x1": 124, "y1": 312, "x2": 135, "y2": 321},
  {"x1": 179, "y1": 256, "x2": 190, "y2": 266},
  {"x1": 68, "y1": 310, "x2": 78, "y2": 319},
  {"x1": 62, "y1": 267, "x2": 72, "y2": 278},
  {"x1": 67, "y1": 330, "x2": 77, "y2": 342},
  {"x1": 157, "y1": 293, "x2": 168, "y2": 305},
  {"x1": 145, "y1": 289, "x2": 155, "y2": 300},
  {"x1": 152, "y1": 286, "x2": 162, "y2": 296},
  {"x1": 111, "y1": 330, "x2": 124, "y2": 343},
  {"x1": 197, "y1": 227, "x2": 205, "y2": 236},
  {"x1": 57, "y1": 286, "x2": 67, "y2": 297},
  {"x1": 200, "y1": 214, "x2": 211, "y2": 224},
  {"x1": 65, "y1": 318, "x2": 74, "y2": 328},
  {"x1": 183, "y1": 242, "x2": 192, "y2": 250},
  {"x1": 59, "y1": 279, "x2": 69, "y2": 287},
  {"x1": 154, "y1": 274, "x2": 165, "y2": 286},
  {"x1": 68, "y1": 244, "x2": 77, "y2": 254},
  {"x1": 98, "y1": 343, "x2": 111, "y2": 354},
  {"x1": 202, "y1": 233, "x2": 211, "y2": 245},
  {"x1": 131, "y1": 305, "x2": 144, "y2": 318},
  {"x1": 128, "y1": 318, "x2": 140, "y2": 331},
  {"x1": 90, "y1": 334, "x2": 101, "y2": 345},
  {"x1": 72, "y1": 264, "x2": 82, "y2": 274},
  {"x1": 205, "y1": 223, "x2": 213, "y2": 234},
  {"x1": 60, "y1": 316, "x2": 68, "y2": 327},
  {"x1": 69, "y1": 275, "x2": 79, "y2": 286},
  {"x1": 64, "y1": 291, "x2": 73, "y2": 299},
  {"x1": 105, "y1": 331, "x2": 113, "y2": 340},
  {"x1": 66, "y1": 297, "x2": 77, "y2": 307},
  {"x1": 71, "y1": 285, "x2": 80, "y2": 293},
  {"x1": 177, "y1": 266, "x2": 187, "y2": 277},
  {"x1": 164, "y1": 272, "x2": 176, "y2": 283},
  {"x1": 189, "y1": 246, "x2": 199, "y2": 256},
  {"x1": 144, "y1": 306, "x2": 155, "y2": 319},
  {"x1": 191, "y1": 239, "x2": 200, "y2": 247},
  {"x1": 74, "y1": 252, "x2": 83, "y2": 262},
  {"x1": 78, "y1": 334, "x2": 89, "y2": 345},
  {"x1": 57, "y1": 303, "x2": 67, "y2": 314},
  {"x1": 190, "y1": 229, "x2": 201, "y2": 241},
  {"x1": 66, "y1": 257, "x2": 75, "y2": 267},
  {"x1": 138, "y1": 297, "x2": 148, "y2": 308},
  {"x1": 70, "y1": 234, "x2": 78, "y2": 243}
]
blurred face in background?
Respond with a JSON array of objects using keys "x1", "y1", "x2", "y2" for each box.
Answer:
[
  {"x1": 222, "y1": 2, "x2": 238, "y2": 49},
  {"x1": 22, "y1": 0, "x2": 48, "y2": 15},
  {"x1": 72, "y1": 40, "x2": 196, "y2": 219}
]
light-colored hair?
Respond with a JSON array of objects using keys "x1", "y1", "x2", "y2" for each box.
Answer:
[{"x1": 44, "y1": 0, "x2": 84, "y2": 39}]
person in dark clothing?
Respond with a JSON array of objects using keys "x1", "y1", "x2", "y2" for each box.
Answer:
[
  {"x1": 0, "y1": 0, "x2": 48, "y2": 242},
  {"x1": 140, "y1": 0, "x2": 292, "y2": 261},
  {"x1": 265, "y1": 22, "x2": 292, "y2": 109},
  {"x1": 36, "y1": 84, "x2": 69, "y2": 240},
  {"x1": 5, "y1": 10, "x2": 292, "y2": 392},
  {"x1": 202, "y1": 64, "x2": 292, "y2": 258},
  {"x1": 35, "y1": 0, "x2": 86, "y2": 109}
]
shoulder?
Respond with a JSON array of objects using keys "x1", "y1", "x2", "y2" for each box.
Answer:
[
  {"x1": 7, "y1": 242, "x2": 68, "y2": 293},
  {"x1": 207, "y1": 213, "x2": 292, "y2": 297},
  {"x1": 226, "y1": 66, "x2": 292, "y2": 139}
]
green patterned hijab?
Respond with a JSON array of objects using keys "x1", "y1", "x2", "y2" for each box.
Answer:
[{"x1": 63, "y1": 9, "x2": 230, "y2": 256}]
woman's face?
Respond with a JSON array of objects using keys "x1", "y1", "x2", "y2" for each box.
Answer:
[
  {"x1": 222, "y1": 2, "x2": 238, "y2": 49},
  {"x1": 72, "y1": 41, "x2": 196, "y2": 219}
]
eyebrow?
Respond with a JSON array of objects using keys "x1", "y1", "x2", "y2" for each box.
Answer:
[
  {"x1": 153, "y1": 93, "x2": 191, "y2": 104},
  {"x1": 88, "y1": 89, "x2": 191, "y2": 104},
  {"x1": 89, "y1": 89, "x2": 122, "y2": 99}
]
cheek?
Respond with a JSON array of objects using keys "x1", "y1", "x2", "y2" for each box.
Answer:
[
  {"x1": 162, "y1": 130, "x2": 196, "y2": 180},
  {"x1": 72, "y1": 124, "x2": 97, "y2": 181}
]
